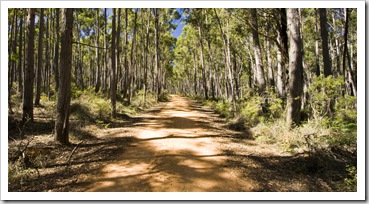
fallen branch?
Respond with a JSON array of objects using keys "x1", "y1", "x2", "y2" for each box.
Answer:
[{"x1": 66, "y1": 141, "x2": 84, "y2": 164}]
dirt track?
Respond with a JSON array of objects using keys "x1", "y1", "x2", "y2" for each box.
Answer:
[
  {"x1": 85, "y1": 95, "x2": 333, "y2": 192},
  {"x1": 87, "y1": 95, "x2": 256, "y2": 191}
]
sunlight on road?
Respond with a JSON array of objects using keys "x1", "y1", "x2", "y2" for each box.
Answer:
[{"x1": 87, "y1": 95, "x2": 254, "y2": 192}]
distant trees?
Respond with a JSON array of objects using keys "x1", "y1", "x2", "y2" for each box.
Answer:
[{"x1": 8, "y1": 7, "x2": 357, "y2": 145}]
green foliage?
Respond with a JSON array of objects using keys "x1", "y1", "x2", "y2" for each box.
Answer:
[
  {"x1": 214, "y1": 100, "x2": 232, "y2": 119},
  {"x1": 238, "y1": 95, "x2": 263, "y2": 126},
  {"x1": 343, "y1": 165, "x2": 357, "y2": 191},
  {"x1": 158, "y1": 90, "x2": 170, "y2": 102},
  {"x1": 308, "y1": 75, "x2": 344, "y2": 121},
  {"x1": 131, "y1": 90, "x2": 158, "y2": 108}
]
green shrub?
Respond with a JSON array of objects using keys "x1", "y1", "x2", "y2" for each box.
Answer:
[
  {"x1": 343, "y1": 165, "x2": 357, "y2": 191},
  {"x1": 158, "y1": 90, "x2": 170, "y2": 102},
  {"x1": 214, "y1": 100, "x2": 232, "y2": 118},
  {"x1": 308, "y1": 75, "x2": 344, "y2": 121}
]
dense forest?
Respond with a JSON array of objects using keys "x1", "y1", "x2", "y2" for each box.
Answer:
[{"x1": 8, "y1": 8, "x2": 357, "y2": 192}]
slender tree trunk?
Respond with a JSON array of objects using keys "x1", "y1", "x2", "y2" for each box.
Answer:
[
  {"x1": 110, "y1": 8, "x2": 117, "y2": 117},
  {"x1": 8, "y1": 10, "x2": 16, "y2": 114},
  {"x1": 129, "y1": 9, "x2": 138, "y2": 102},
  {"x1": 319, "y1": 8, "x2": 332, "y2": 77},
  {"x1": 55, "y1": 8, "x2": 73, "y2": 145},
  {"x1": 103, "y1": 8, "x2": 108, "y2": 92},
  {"x1": 332, "y1": 11, "x2": 341, "y2": 75},
  {"x1": 265, "y1": 24, "x2": 274, "y2": 89},
  {"x1": 342, "y1": 9, "x2": 356, "y2": 96},
  {"x1": 197, "y1": 16, "x2": 208, "y2": 100},
  {"x1": 95, "y1": 9, "x2": 101, "y2": 93},
  {"x1": 314, "y1": 9, "x2": 321, "y2": 76},
  {"x1": 154, "y1": 8, "x2": 160, "y2": 99},
  {"x1": 18, "y1": 12, "x2": 24, "y2": 98},
  {"x1": 53, "y1": 8, "x2": 60, "y2": 92},
  {"x1": 35, "y1": 8, "x2": 44, "y2": 106},
  {"x1": 286, "y1": 8, "x2": 304, "y2": 127},
  {"x1": 22, "y1": 8, "x2": 36, "y2": 122},
  {"x1": 123, "y1": 8, "x2": 129, "y2": 100},
  {"x1": 276, "y1": 32, "x2": 284, "y2": 98},
  {"x1": 251, "y1": 8, "x2": 266, "y2": 94},
  {"x1": 143, "y1": 8, "x2": 150, "y2": 106}
]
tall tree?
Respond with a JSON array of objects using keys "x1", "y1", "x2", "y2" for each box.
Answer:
[
  {"x1": 110, "y1": 8, "x2": 117, "y2": 117},
  {"x1": 251, "y1": 9, "x2": 266, "y2": 94},
  {"x1": 22, "y1": 8, "x2": 35, "y2": 122},
  {"x1": 35, "y1": 8, "x2": 44, "y2": 106},
  {"x1": 53, "y1": 8, "x2": 60, "y2": 92},
  {"x1": 17, "y1": 11, "x2": 24, "y2": 97},
  {"x1": 286, "y1": 8, "x2": 303, "y2": 127},
  {"x1": 319, "y1": 8, "x2": 332, "y2": 77},
  {"x1": 154, "y1": 8, "x2": 160, "y2": 99},
  {"x1": 94, "y1": 9, "x2": 101, "y2": 93},
  {"x1": 55, "y1": 8, "x2": 73, "y2": 145},
  {"x1": 342, "y1": 8, "x2": 356, "y2": 96},
  {"x1": 314, "y1": 8, "x2": 320, "y2": 76}
]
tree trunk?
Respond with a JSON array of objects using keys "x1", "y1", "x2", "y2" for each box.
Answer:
[
  {"x1": 22, "y1": 8, "x2": 36, "y2": 122},
  {"x1": 35, "y1": 8, "x2": 44, "y2": 106},
  {"x1": 54, "y1": 8, "x2": 73, "y2": 145},
  {"x1": 154, "y1": 8, "x2": 160, "y2": 100},
  {"x1": 53, "y1": 8, "x2": 60, "y2": 92},
  {"x1": 197, "y1": 16, "x2": 208, "y2": 100},
  {"x1": 342, "y1": 9, "x2": 356, "y2": 96},
  {"x1": 251, "y1": 8, "x2": 266, "y2": 94},
  {"x1": 110, "y1": 8, "x2": 117, "y2": 117},
  {"x1": 314, "y1": 9, "x2": 320, "y2": 76},
  {"x1": 286, "y1": 8, "x2": 303, "y2": 127},
  {"x1": 143, "y1": 9, "x2": 150, "y2": 106},
  {"x1": 95, "y1": 9, "x2": 101, "y2": 93},
  {"x1": 319, "y1": 8, "x2": 332, "y2": 77},
  {"x1": 18, "y1": 12, "x2": 24, "y2": 97}
]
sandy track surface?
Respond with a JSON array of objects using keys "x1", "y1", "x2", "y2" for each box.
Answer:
[{"x1": 87, "y1": 95, "x2": 256, "y2": 192}]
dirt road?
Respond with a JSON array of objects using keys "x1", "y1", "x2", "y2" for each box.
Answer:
[
  {"x1": 86, "y1": 95, "x2": 257, "y2": 192},
  {"x1": 85, "y1": 95, "x2": 332, "y2": 192}
]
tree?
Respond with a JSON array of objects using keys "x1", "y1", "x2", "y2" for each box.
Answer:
[
  {"x1": 55, "y1": 8, "x2": 73, "y2": 145},
  {"x1": 251, "y1": 8, "x2": 266, "y2": 94},
  {"x1": 17, "y1": 10, "x2": 24, "y2": 97},
  {"x1": 319, "y1": 8, "x2": 332, "y2": 77},
  {"x1": 110, "y1": 8, "x2": 117, "y2": 118},
  {"x1": 35, "y1": 8, "x2": 44, "y2": 106},
  {"x1": 22, "y1": 8, "x2": 35, "y2": 123},
  {"x1": 286, "y1": 8, "x2": 303, "y2": 127},
  {"x1": 53, "y1": 8, "x2": 60, "y2": 92},
  {"x1": 94, "y1": 9, "x2": 101, "y2": 93}
]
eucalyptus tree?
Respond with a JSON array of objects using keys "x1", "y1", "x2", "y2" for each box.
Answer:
[
  {"x1": 22, "y1": 8, "x2": 35, "y2": 122},
  {"x1": 55, "y1": 8, "x2": 74, "y2": 144},
  {"x1": 286, "y1": 8, "x2": 303, "y2": 127}
]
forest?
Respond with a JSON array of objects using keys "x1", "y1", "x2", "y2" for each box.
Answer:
[{"x1": 7, "y1": 8, "x2": 357, "y2": 192}]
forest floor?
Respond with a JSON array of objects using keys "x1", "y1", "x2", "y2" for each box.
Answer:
[{"x1": 8, "y1": 95, "x2": 348, "y2": 192}]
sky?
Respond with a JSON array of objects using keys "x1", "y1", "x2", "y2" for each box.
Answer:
[{"x1": 172, "y1": 19, "x2": 184, "y2": 39}]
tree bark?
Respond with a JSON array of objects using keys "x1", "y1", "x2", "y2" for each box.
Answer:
[
  {"x1": 54, "y1": 8, "x2": 73, "y2": 145},
  {"x1": 154, "y1": 8, "x2": 160, "y2": 99},
  {"x1": 95, "y1": 9, "x2": 101, "y2": 93},
  {"x1": 53, "y1": 8, "x2": 60, "y2": 92},
  {"x1": 35, "y1": 8, "x2": 44, "y2": 106},
  {"x1": 22, "y1": 8, "x2": 36, "y2": 122},
  {"x1": 17, "y1": 12, "x2": 24, "y2": 97},
  {"x1": 110, "y1": 8, "x2": 117, "y2": 117},
  {"x1": 251, "y1": 8, "x2": 266, "y2": 94},
  {"x1": 314, "y1": 9, "x2": 320, "y2": 76},
  {"x1": 286, "y1": 8, "x2": 303, "y2": 127},
  {"x1": 319, "y1": 8, "x2": 332, "y2": 77}
]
